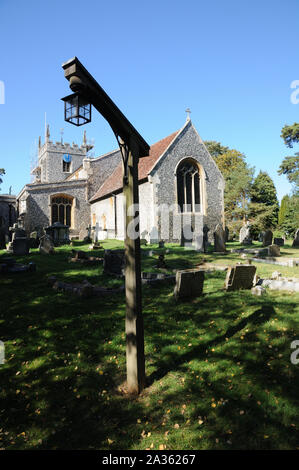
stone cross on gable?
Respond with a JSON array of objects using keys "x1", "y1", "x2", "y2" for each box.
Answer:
[{"x1": 185, "y1": 108, "x2": 191, "y2": 121}]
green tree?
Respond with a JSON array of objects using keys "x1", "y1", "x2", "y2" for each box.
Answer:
[
  {"x1": 280, "y1": 123, "x2": 299, "y2": 148},
  {"x1": 278, "y1": 194, "x2": 299, "y2": 237},
  {"x1": 278, "y1": 155, "x2": 299, "y2": 193},
  {"x1": 279, "y1": 123, "x2": 299, "y2": 193},
  {"x1": 249, "y1": 171, "x2": 279, "y2": 234},
  {"x1": 204, "y1": 141, "x2": 229, "y2": 158},
  {"x1": 278, "y1": 194, "x2": 290, "y2": 226},
  {"x1": 0, "y1": 168, "x2": 5, "y2": 191},
  {"x1": 205, "y1": 142, "x2": 254, "y2": 232}
]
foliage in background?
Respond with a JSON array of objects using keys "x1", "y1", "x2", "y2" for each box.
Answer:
[
  {"x1": 278, "y1": 194, "x2": 299, "y2": 237},
  {"x1": 249, "y1": 171, "x2": 279, "y2": 238},
  {"x1": 0, "y1": 168, "x2": 5, "y2": 191},
  {"x1": 279, "y1": 123, "x2": 299, "y2": 194},
  {"x1": 204, "y1": 141, "x2": 255, "y2": 232}
]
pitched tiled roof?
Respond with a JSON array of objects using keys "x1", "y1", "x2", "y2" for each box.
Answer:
[{"x1": 89, "y1": 130, "x2": 179, "y2": 202}]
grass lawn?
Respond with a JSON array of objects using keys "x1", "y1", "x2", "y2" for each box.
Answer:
[{"x1": 0, "y1": 240, "x2": 298, "y2": 450}]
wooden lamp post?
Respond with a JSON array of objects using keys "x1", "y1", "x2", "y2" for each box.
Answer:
[{"x1": 61, "y1": 57, "x2": 149, "y2": 394}]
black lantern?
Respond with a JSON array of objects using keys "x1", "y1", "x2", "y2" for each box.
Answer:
[{"x1": 61, "y1": 92, "x2": 91, "y2": 126}]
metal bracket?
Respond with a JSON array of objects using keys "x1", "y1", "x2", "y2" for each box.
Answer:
[{"x1": 114, "y1": 132, "x2": 130, "y2": 185}]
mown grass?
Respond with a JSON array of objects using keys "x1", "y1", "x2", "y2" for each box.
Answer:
[{"x1": 0, "y1": 240, "x2": 298, "y2": 450}]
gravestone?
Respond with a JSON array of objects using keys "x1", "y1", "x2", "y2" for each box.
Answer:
[
  {"x1": 29, "y1": 231, "x2": 39, "y2": 248},
  {"x1": 239, "y1": 222, "x2": 252, "y2": 245},
  {"x1": 203, "y1": 225, "x2": 209, "y2": 253},
  {"x1": 158, "y1": 240, "x2": 165, "y2": 248},
  {"x1": 258, "y1": 231, "x2": 265, "y2": 243},
  {"x1": 225, "y1": 226, "x2": 229, "y2": 242},
  {"x1": 268, "y1": 244, "x2": 280, "y2": 257},
  {"x1": 7, "y1": 223, "x2": 30, "y2": 255},
  {"x1": 292, "y1": 229, "x2": 299, "y2": 247},
  {"x1": 103, "y1": 249, "x2": 125, "y2": 275},
  {"x1": 156, "y1": 253, "x2": 167, "y2": 269},
  {"x1": 174, "y1": 269, "x2": 205, "y2": 300},
  {"x1": 225, "y1": 264, "x2": 257, "y2": 291},
  {"x1": 213, "y1": 224, "x2": 226, "y2": 252},
  {"x1": 274, "y1": 237, "x2": 284, "y2": 246},
  {"x1": 45, "y1": 222, "x2": 70, "y2": 246},
  {"x1": 39, "y1": 235, "x2": 55, "y2": 255},
  {"x1": 262, "y1": 230, "x2": 273, "y2": 247},
  {"x1": 0, "y1": 228, "x2": 6, "y2": 249}
]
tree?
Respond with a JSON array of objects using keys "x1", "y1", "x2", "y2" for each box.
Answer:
[
  {"x1": 279, "y1": 123, "x2": 299, "y2": 194},
  {"x1": 204, "y1": 141, "x2": 229, "y2": 158},
  {"x1": 250, "y1": 171, "x2": 279, "y2": 232},
  {"x1": 0, "y1": 168, "x2": 5, "y2": 191},
  {"x1": 280, "y1": 123, "x2": 299, "y2": 148},
  {"x1": 278, "y1": 194, "x2": 299, "y2": 237},
  {"x1": 205, "y1": 141, "x2": 254, "y2": 233},
  {"x1": 278, "y1": 155, "x2": 299, "y2": 193}
]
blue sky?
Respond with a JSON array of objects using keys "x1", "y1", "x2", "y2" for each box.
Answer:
[{"x1": 0, "y1": 0, "x2": 298, "y2": 200}]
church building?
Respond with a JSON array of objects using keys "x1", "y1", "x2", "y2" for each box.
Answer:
[{"x1": 17, "y1": 118, "x2": 225, "y2": 245}]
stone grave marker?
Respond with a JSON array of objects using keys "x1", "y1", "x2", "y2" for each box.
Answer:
[
  {"x1": 292, "y1": 229, "x2": 299, "y2": 247},
  {"x1": 239, "y1": 222, "x2": 252, "y2": 245},
  {"x1": 213, "y1": 224, "x2": 226, "y2": 252},
  {"x1": 274, "y1": 237, "x2": 284, "y2": 246},
  {"x1": 268, "y1": 244, "x2": 280, "y2": 257},
  {"x1": 262, "y1": 230, "x2": 273, "y2": 247},
  {"x1": 225, "y1": 264, "x2": 257, "y2": 291},
  {"x1": 103, "y1": 249, "x2": 125, "y2": 276},
  {"x1": 174, "y1": 269, "x2": 205, "y2": 300},
  {"x1": 39, "y1": 235, "x2": 55, "y2": 255},
  {"x1": 203, "y1": 225, "x2": 209, "y2": 253}
]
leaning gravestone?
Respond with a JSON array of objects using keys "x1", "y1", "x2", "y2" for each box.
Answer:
[
  {"x1": 239, "y1": 222, "x2": 252, "y2": 245},
  {"x1": 213, "y1": 224, "x2": 226, "y2": 252},
  {"x1": 225, "y1": 264, "x2": 257, "y2": 291},
  {"x1": 174, "y1": 269, "x2": 204, "y2": 300},
  {"x1": 274, "y1": 237, "x2": 284, "y2": 246},
  {"x1": 39, "y1": 235, "x2": 55, "y2": 255},
  {"x1": 268, "y1": 244, "x2": 280, "y2": 257},
  {"x1": 103, "y1": 249, "x2": 125, "y2": 276},
  {"x1": 292, "y1": 229, "x2": 299, "y2": 247},
  {"x1": 262, "y1": 230, "x2": 273, "y2": 247}
]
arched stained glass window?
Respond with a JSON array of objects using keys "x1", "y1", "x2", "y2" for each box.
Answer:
[
  {"x1": 176, "y1": 160, "x2": 201, "y2": 212},
  {"x1": 51, "y1": 195, "x2": 73, "y2": 226}
]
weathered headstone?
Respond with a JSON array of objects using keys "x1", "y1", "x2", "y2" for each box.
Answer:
[
  {"x1": 274, "y1": 237, "x2": 284, "y2": 246},
  {"x1": 225, "y1": 264, "x2": 257, "y2": 291},
  {"x1": 174, "y1": 269, "x2": 205, "y2": 299},
  {"x1": 158, "y1": 240, "x2": 165, "y2": 248},
  {"x1": 156, "y1": 253, "x2": 167, "y2": 269},
  {"x1": 213, "y1": 224, "x2": 226, "y2": 252},
  {"x1": 7, "y1": 223, "x2": 30, "y2": 255},
  {"x1": 262, "y1": 229, "x2": 273, "y2": 247},
  {"x1": 258, "y1": 231, "x2": 265, "y2": 243},
  {"x1": 103, "y1": 249, "x2": 125, "y2": 275},
  {"x1": 225, "y1": 226, "x2": 229, "y2": 242},
  {"x1": 39, "y1": 235, "x2": 55, "y2": 255},
  {"x1": 203, "y1": 225, "x2": 209, "y2": 253},
  {"x1": 268, "y1": 244, "x2": 280, "y2": 257},
  {"x1": 0, "y1": 228, "x2": 6, "y2": 249},
  {"x1": 239, "y1": 222, "x2": 252, "y2": 245},
  {"x1": 292, "y1": 229, "x2": 299, "y2": 247}
]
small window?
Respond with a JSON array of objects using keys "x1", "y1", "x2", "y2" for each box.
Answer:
[{"x1": 63, "y1": 160, "x2": 71, "y2": 172}]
